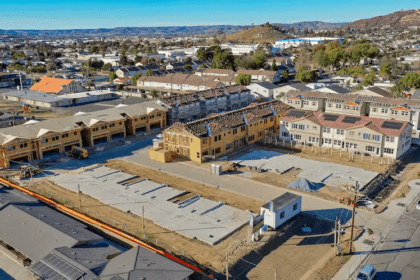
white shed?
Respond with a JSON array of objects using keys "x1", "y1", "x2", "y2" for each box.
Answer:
[{"x1": 260, "y1": 192, "x2": 302, "y2": 229}]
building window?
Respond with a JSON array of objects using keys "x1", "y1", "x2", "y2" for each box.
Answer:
[
  {"x1": 295, "y1": 101, "x2": 300, "y2": 104},
  {"x1": 336, "y1": 129, "x2": 344, "y2": 135},
  {"x1": 270, "y1": 117, "x2": 274, "y2": 122},
  {"x1": 52, "y1": 136, "x2": 59, "y2": 141},
  {"x1": 41, "y1": 138, "x2": 48, "y2": 143},
  {"x1": 233, "y1": 128, "x2": 237, "y2": 135},
  {"x1": 334, "y1": 140, "x2": 341, "y2": 146},
  {"x1": 119, "y1": 122, "x2": 122, "y2": 125},
  {"x1": 353, "y1": 106, "x2": 359, "y2": 110},
  {"x1": 322, "y1": 127, "x2": 331, "y2": 133},
  {"x1": 215, "y1": 147, "x2": 221, "y2": 154},
  {"x1": 280, "y1": 211, "x2": 285, "y2": 219},
  {"x1": 308, "y1": 137, "x2": 318, "y2": 143},
  {"x1": 366, "y1": 146, "x2": 375, "y2": 152},
  {"x1": 241, "y1": 126, "x2": 246, "y2": 132},
  {"x1": 197, "y1": 152, "x2": 200, "y2": 158},
  {"x1": 402, "y1": 111, "x2": 409, "y2": 116},
  {"x1": 293, "y1": 134, "x2": 302, "y2": 140},
  {"x1": 349, "y1": 131, "x2": 354, "y2": 135},
  {"x1": 19, "y1": 143, "x2": 27, "y2": 148},
  {"x1": 336, "y1": 104, "x2": 342, "y2": 109},
  {"x1": 134, "y1": 118, "x2": 138, "y2": 121},
  {"x1": 384, "y1": 148, "x2": 394, "y2": 154},
  {"x1": 258, "y1": 131, "x2": 264, "y2": 137},
  {"x1": 312, "y1": 102, "x2": 316, "y2": 106},
  {"x1": 323, "y1": 138, "x2": 332, "y2": 144},
  {"x1": 292, "y1": 123, "x2": 298, "y2": 129},
  {"x1": 7, "y1": 145, "x2": 15, "y2": 151},
  {"x1": 381, "y1": 108, "x2": 388, "y2": 114},
  {"x1": 282, "y1": 122, "x2": 289, "y2": 127},
  {"x1": 74, "y1": 132, "x2": 78, "y2": 135},
  {"x1": 62, "y1": 133, "x2": 69, "y2": 138},
  {"x1": 385, "y1": 136, "x2": 395, "y2": 142},
  {"x1": 150, "y1": 115, "x2": 155, "y2": 119},
  {"x1": 226, "y1": 144, "x2": 232, "y2": 150},
  {"x1": 264, "y1": 119, "x2": 268, "y2": 124},
  {"x1": 313, "y1": 126, "x2": 317, "y2": 129},
  {"x1": 92, "y1": 127, "x2": 99, "y2": 132},
  {"x1": 373, "y1": 108, "x2": 377, "y2": 112},
  {"x1": 344, "y1": 105, "x2": 350, "y2": 110},
  {"x1": 328, "y1": 103, "x2": 332, "y2": 108},
  {"x1": 293, "y1": 203, "x2": 298, "y2": 211},
  {"x1": 303, "y1": 101, "x2": 309, "y2": 105},
  {"x1": 157, "y1": 113, "x2": 161, "y2": 117},
  {"x1": 141, "y1": 116, "x2": 146, "y2": 120},
  {"x1": 110, "y1": 123, "x2": 115, "y2": 127},
  {"x1": 281, "y1": 132, "x2": 289, "y2": 137},
  {"x1": 298, "y1": 124, "x2": 305, "y2": 130},
  {"x1": 288, "y1": 100, "x2": 293, "y2": 104}
]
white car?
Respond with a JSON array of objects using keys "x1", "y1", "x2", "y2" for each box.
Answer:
[{"x1": 355, "y1": 265, "x2": 377, "y2": 280}]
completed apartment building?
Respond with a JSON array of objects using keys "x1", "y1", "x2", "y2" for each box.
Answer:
[{"x1": 279, "y1": 109, "x2": 412, "y2": 159}]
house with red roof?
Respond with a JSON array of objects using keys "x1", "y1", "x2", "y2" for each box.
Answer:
[
  {"x1": 30, "y1": 77, "x2": 85, "y2": 95},
  {"x1": 279, "y1": 109, "x2": 412, "y2": 159}
]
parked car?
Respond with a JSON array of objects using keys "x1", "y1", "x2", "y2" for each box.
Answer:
[
  {"x1": 416, "y1": 200, "x2": 420, "y2": 210},
  {"x1": 355, "y1": 265, "x2": 377, "y2": 280}
]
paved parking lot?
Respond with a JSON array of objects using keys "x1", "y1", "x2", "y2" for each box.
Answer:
[{"x1": 366, "y1": 203, "x2": 420, "y2": 280}]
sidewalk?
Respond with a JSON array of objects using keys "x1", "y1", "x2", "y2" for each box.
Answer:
[{"x1": 332, "y1": 179, "x2": 420, "y2": 280}]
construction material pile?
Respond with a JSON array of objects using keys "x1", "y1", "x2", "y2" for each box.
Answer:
[{"x1": 286, "y1": 178, "x2": 322, "y2": 193}]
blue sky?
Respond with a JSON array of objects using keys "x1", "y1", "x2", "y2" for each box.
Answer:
[{"x1": 0, "y1": 1, "x2": 418, "y2": 29}]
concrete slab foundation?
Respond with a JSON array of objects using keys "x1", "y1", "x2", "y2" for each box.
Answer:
[
  {"x1": 51, "y1": 166, "x2": 249, "y2": 245},
  {"x1": 233, "y1": 150, "x2": 379, "y2": 188}
]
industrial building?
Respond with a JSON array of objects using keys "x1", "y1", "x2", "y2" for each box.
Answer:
[
  {"x1": 0, "y1": 101, "x2": 167, "y2": 167},
  {"x1": 30, "y1": 76, "x2": 86, "y2": 95}
]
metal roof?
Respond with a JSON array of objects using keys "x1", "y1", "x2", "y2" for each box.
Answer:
[
  {"x1": 261, "y1": 192, "x2": 301, "y2": 212},
  {"x1": 0, "y1": 186, "x2": 38, "y2": 210},
  {"x1": 0, "y1": 203, "x2": 102, "y2": 262},
  {"x1": 99, "y1": 246, "x2": 193, "y2": 280}
]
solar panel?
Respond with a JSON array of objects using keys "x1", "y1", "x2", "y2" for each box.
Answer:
[
  {"x1": 286, "y1": 110, "x2": 305, "y2": 118},
  {"x1": 323, "y1": 114, "x2": 339, "y2": 122},
  {"x1": 342, "y1": 116, "x2": 362, "y2": 124},
  {"x1": 381, "y1": 121, "x2": 403, "y2": 130},
  {"x1": 42, "y1": 254, "x2": 84, "y2": 280}
]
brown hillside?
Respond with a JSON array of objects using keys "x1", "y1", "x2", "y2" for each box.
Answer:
[
  {"x1": 347, "y1": 9, "x2": 420, "y2": 29},
  {"x1": 224, "y1": 25, "x2": 288, "y2": 44}
]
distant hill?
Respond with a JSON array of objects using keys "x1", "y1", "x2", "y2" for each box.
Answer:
[
  {"x1": 280, "y1": 21, "x2": 348, "y2": 30},
  {"x1": 0, "y1": 21, "x2": 348, "y2": 38},
  {"x1": 346, "y1": 9, "x2": 420, "y2": 29},
  {"x1": 0, "y1": 25, "x2": 247, "y2": 37},
  {"x1": 224, "y1": 25, "x2": 289, "y2": 44}
]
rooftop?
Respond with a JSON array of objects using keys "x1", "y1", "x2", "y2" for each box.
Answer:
[
  {"x1": 261, "y1": 192, "x2": 302, "y2": 212},
  {"x1": 30, "y1": 77, "x2": 74, "y2": 94}
]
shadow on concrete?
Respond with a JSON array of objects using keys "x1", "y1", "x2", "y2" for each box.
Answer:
[
  {"x1": 355, "y1": 246, "x2": 420, "y2": 256},
  {"x1": 303, "y1": 208, "x2": 353, "y2": 225},
  {"x1": 376, "y1": 271, "x2": 402, "y2": 280},
  {"x1": 0, "y1": 268, "x2": 14, "y2": 280},
  {"x1": 228, "y1": 214, "x2": 334, "y2": 280}
]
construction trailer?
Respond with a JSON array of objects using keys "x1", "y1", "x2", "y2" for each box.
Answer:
[{"x1": 261, "y1": 192, "x2": 302, "y2": 229}]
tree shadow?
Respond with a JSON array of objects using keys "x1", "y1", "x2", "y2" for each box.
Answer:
[{"x1": 376, "y1": 271, "x2": 402, "y2": 280}]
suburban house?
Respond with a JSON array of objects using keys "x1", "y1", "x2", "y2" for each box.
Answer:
[
  {"x1": 279, "y1": 109, "x2": 412, "y2": 159},
  {"x1": 247, "y1": 82, "x2": 280, "y2": 100},
  {"x1": 325, "y1": 94, "x2": 368, "y2": 116},
  {"x1": 352, "y1": 86, "x2": 394, "y2": 98},
  {"x1": 30, "y1": 77, "x2": 85, "y2": 95},
  {"x1": 275, "y1": 84, "x2": 312, "y2": 98},
  {"x1": 196, "y1": 68, "x2": 235, "y2": 77},
  {"x1": 280, "y1": 90, "x2": 326, "y2": 111},
  {"x1": 236, "y1": 69, "x2": 282, "y2": 83},
  {"x1": 160, "y1": 100, "x2": 290, "y2": 162}
]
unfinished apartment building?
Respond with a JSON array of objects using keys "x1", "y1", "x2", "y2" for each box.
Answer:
[
  {"x1": 0, "y1": 102, "x2": 167, "y2": 168},
  {"x1": 162, "y1": 100, "x2": 290, "y2": 162},
  {"x1": 279, "y1": 109, "x2": 412, "y2": 159},
  {"x1": 281, "y1": 90, "x2": 420, "y2": 136},
  {"x1": 158, "y1": 85, "x2": 253, "y2": 124}
]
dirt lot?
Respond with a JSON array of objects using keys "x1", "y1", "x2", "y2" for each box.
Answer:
[
  {"x1": 235, "y1": 214, "x2": 336, "y2": 280},
  {"x1": 18, "y1": 163, "x2": 265, "y2": 274}
]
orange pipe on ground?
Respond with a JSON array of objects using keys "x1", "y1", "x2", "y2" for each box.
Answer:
[{"x1": 0, "y1": 176, "x2": 204, "y2": 274}]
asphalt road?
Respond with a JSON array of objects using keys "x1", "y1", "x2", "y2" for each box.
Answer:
[{"x1": 366, "y1": 202, "x2": 420, "y2": 280}]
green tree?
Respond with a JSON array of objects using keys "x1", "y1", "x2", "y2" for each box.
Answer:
[
  {"x1": 185, "y1": 57, "x2": 192, "y2": 63},
  {"x1": 183, "y1": 64, "x2": 192, "y2": 70},
  {"x1": 197, "y1": 47, "x2": 207, "y2": 61},
  {"x1": 362, "y1": 74, "x2": 375, "y2": 86},
  {"x1": 235, "y1": 74, "x2": 251, "y2": 86},
  {"x1": 270, "y1": 60, "x2": 277, "y2": 71},
  {"x1": 378, "y1": 63, "x2": 392, "y2": 77},
  {"x1": 296, "y1": 69, "x2": 316, "y2": 83},
  {"x1": 390, "y1": 81, "x2": 405, "y2": 98},
  {"x1": 149, "y1": 90, "x2": 159, "y2": 98},
  {"x1": 101, "y1": 63, "x2": 112, "y2": 71},
  {"x1": 281, "y1": 70, "x2": 289, "y2": 81},
  {"x1": 212, "y1": 49, "x2": 235, "y2": 70},
  {"x1": 134, "y1": 55, "x2": 142, "y2": 63},
  {"x1": 131, "y1": 73, "x2": 141, "y2": 85},
  {"x1": 400, "y1": 73, "x2": 420, "y2": 89},
  {"x1": 146, "y1": 69, "x2": 154, "y2": 76},
  {"x1": 109, "y1": 71, "x2": 117, "y2": 82}
]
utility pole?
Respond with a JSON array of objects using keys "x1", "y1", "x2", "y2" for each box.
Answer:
[
  {"x1": 142, "y1": 206, "x2": 145, "y2": 238},
  {"x1": 274, "y1": 268, "x2": 277, "y2": 280},
  {"x1": 334, "y1": 217, "x2": 337, "y2": 251},
  {"x1": 226, "y1": 252, "x2": 229, "y2": 280},
  {"x1": 77, "y1": 183, "x2": 82, "y2": 209},
  {"x1": 349, "y1": 181, "x2": 358, "y2": 255}
]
